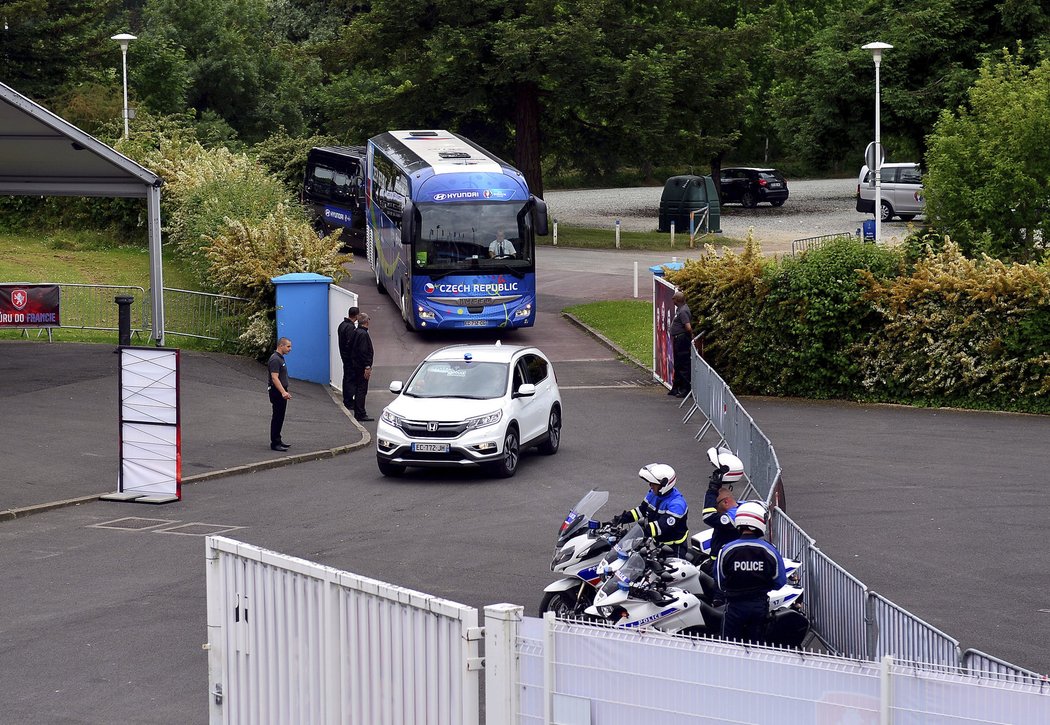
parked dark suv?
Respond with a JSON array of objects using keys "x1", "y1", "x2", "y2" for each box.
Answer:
[{"x1": 718, "y1": 167, "x2": 789, "y2": 207}]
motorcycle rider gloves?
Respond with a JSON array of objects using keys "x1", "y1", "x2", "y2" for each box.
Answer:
[{"x1": 612, "y1": 511, "x2": 633, "y2": 525}]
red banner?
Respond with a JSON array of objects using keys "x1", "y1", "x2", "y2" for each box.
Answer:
[{"x1": 0, "y1": 284, "x2": 61, "y2": 327}]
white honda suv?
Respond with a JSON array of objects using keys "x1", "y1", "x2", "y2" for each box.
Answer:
[{"x1": 376, "y1": 343, "x2": 562, "y2": 478}]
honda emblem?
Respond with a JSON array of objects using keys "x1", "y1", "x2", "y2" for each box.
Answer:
[{"x1": 427, "y1": 421, "x2": 439, "y2": 432}]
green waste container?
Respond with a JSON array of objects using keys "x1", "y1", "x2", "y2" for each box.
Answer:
[{"x1": 658, "y1": 175, "x2": 721, "y2": 234}]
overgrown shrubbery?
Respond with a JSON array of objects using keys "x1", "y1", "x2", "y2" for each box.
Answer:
[
  {"x1": 136, "y1": 137, "x2": 348, "y2": 356},
  {"x1": 666, "y1": 235, "x2": 1050, "y2": 412}
]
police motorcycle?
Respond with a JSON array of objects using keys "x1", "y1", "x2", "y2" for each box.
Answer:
[
  {"x1": 583, "y1": 551, "x2": 719, "y2": 637},
  {"x1": 585, "y1": 551, "x2": 810, "y2": 646},
  {"x1": 540, "y1": 490, "x2": 627, "y2": 617}
]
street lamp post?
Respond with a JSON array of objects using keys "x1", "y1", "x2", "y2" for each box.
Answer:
[
  {"x1": 111, "y1": 33, "x2": 137, "y2": 140},
  {"x1": 862, "y1": 41, "x2": 892, "y2": 244}
]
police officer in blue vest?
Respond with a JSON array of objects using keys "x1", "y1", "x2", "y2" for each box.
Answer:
[
  {"x1": 612, "y1": 463, "x2": 689, "y2": 557},
  {"x1": 716, "y1": 501, "x2": 786, "y2": 643}
]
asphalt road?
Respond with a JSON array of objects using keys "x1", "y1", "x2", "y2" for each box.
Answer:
[{"x1": 1, "y1": 244, "x2": 1047, "y2": 725}]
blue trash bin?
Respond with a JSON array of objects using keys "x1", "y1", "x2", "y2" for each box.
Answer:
[
  {"x1": 862, "y1": 219, "x2": 876, "y2": 241},
  {"x1": 649, "y1": 261, "x2": 685, "y2": 277}
]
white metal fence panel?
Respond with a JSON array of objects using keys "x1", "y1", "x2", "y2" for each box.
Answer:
[
  {"x1": 513, "y1": 616, "x2": 1049, "y2": 724},
  {"x1": 206, "y1": 536, "x2": 480, "y2": 725},
  {"x1": 890, "y1": 661, "x2": 1050, "y2": 724},
  {"x1": 516, "y1": 616, "x2": 885, "y2": 724}
]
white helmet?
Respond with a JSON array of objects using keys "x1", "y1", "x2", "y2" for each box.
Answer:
[
  {"x1": 733, "y1": 501, "x2": 767, "y2": 535},
  {"x1": 707, "y1": 446, "x2": 745, "y2": 483},
  {"x1": 639, "y1": 463, "x2": 677, "y2": 495}
]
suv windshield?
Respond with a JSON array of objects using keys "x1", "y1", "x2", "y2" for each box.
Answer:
[
  {"x1": 413, "y1": 201, "x2": 533, "y2": 273},
  {"x1": 404, "y1": 360, "x2": 509, "y2": 399}
]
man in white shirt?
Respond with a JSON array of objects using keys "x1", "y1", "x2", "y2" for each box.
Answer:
[{"x1": 488, "y1": 228, "x2": 517, "y2": 258}]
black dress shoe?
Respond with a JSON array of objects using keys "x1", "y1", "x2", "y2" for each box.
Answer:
[
  {"x1": 356, "y1": 416, "x2": 374, "y2": 422},
  {"x1": 271, "y1": 443, "x2": 290, "y2": 451}
]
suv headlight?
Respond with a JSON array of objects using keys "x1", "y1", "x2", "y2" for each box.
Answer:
[
  {"x1": 381, "y1": 409, "x2": 403, "y2": 426},
  {"x1": 464, "y1": 410, "x2": 502, "y2": 430}
]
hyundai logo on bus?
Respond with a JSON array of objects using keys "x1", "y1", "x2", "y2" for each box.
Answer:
[
  {"x1": 431, "y1": 189, "x2": 512, "y2": 202},
  {"x1": 425, "y1": 281, "x2": 521, "y2": 295},
  {"x1": 323, "y1": 206, "x2": 352, "y2": 225}
]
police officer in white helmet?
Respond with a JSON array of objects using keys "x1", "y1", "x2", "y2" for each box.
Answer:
[
  {"x1": 611, "y1": 463, "x2": 690, "y2": 557},
  {"x1": 715, "y1": 501, "x2": 787, "y2": 643}
]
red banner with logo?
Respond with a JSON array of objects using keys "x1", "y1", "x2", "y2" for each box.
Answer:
[{"x1": 0, "y1": 284, "x2": 61, "y2": 327}]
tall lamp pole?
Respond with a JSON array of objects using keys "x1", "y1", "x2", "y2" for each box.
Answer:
[
  {"x1": 111, "y1": 33, "x2": 137, "y2": 140},
  {"x1": 862, "y1": 41, "x2": 892, "y2": 245}
]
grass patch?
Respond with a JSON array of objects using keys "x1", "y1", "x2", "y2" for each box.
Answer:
[
  {"x1": 0, "y1": 230, "x2": 227, "y2": 350},
  {"x1": 0, "y1": 230, "x2": 199, "y2": 288},
  {"x1": 564, "y1": 299, "x2": 653, "y2": 365},
  {"x1": 541, "y1": 224, "x2": 744, "y2": 252}
]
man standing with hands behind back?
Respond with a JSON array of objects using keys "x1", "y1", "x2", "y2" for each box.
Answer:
[
  {"x1": 349, "y1": 313, "x2": 374, "y2": 421},
  {"x1": 268, "y1": 337, "x2": 292, "y2": 451}
]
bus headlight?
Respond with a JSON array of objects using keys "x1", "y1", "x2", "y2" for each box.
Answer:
[
  {"x1": 514, "y1": 304, "x2": 532, "y2": 318},
  {"x1": 416, "y1": 307, "x2": 436, "y2": 320}
]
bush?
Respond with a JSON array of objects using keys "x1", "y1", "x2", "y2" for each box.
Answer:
[
  {"x1": 666, "y1": 235, "x2": 1049, "y2": 412},
  {"x1": 206, "y1": 203, "x2": 350, "y2": 356},
  {"x1": 858, "y1": 240, "x2": 1050, "y2": 411}
]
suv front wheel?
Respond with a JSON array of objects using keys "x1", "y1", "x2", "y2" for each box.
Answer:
[{"x1": 489, "y1": 427, "x2": 520, "y2": 478}]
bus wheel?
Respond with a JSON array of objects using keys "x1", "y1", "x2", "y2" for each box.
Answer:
[{"x1": 401, "y1": 289, "x2": 413, "y2": 330}]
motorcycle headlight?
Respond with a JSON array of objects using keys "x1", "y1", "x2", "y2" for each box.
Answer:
[{"x1": 464, "y1": 410, "x2": 502, "y2": 430}]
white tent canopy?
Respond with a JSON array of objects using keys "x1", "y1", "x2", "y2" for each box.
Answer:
[{"x1": 0, "y1": 81, "x2": 166, "y2": 343}]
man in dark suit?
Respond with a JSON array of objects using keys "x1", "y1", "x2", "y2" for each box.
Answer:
[
  {"x1": 337, "y1": 306, "x2": 359, "y2": 410},
  {"x1": 349, "y1": 313, "x2": 374, "y2": 421}
]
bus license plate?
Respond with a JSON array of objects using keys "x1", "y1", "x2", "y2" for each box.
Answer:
[
  {"x1": 412, "y1": 442, "x2": 449, "y2": 453},
  {"x1": 463, "y1": 320, "x2": 488, "y2": 327}
]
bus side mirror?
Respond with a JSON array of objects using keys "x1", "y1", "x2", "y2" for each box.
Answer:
[
  {"x1": 530, "y1": 195, "x2": 549, "y2": 236},
  {"x1": 401, "y1": 199, "x2": 417, "y2": 243}
]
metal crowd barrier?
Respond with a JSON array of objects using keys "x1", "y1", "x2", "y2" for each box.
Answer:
[
  {"x1": 5, "y1": 283, "x2": 249, "y2": 344},
  {"x1": 686, "y1": 351, "x2": 781, "y2": 501},
  {"x1": 683, "y1": 344, "x2": 1039, "y2": 677},
  {"x1": 790, "y1": 231, "x2": 856, "y2": 256},
  {"x1": 162, "y1": 287, "x2": 249, "y2": 343},
  {"x1": 963, "y1": 649, "x2": 1049, "y2": 685},
  {"x1": 48, "y1": 283, "x2": 149, "y2": 338}
]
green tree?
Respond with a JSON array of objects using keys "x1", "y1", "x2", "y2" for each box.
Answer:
[
  {"x1": 925, "y1": 49, "x2": 1050, "y2": 261},
  {"x1": 314, "y1": 0, "x2": 755, "y2": 195},
  {"x1": 767, "y1": 0, "x2": 1050, "y2": 169},
  {"x1": 142, "y1": 0, "x2": 316, "y2": 141},
  {"x1": 0, "y1": 0, "x2": 126, "y2": 106}
]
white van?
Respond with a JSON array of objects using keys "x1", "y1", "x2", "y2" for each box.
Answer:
[{"x1": 856, "y1": 162, "x2": 924, "y2": 221}]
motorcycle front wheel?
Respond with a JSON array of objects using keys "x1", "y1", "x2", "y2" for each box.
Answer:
[{"x1": 538, "y1": 591, "x2": 579, "y2": 618}]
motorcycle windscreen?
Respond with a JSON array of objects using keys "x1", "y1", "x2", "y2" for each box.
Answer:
[{"x1": 558, "y1": 489, "x2": 610, "y2": 544}]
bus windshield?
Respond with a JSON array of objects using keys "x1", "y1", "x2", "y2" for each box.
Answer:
[{"x1": 413, "y1": 201, "x2": 534, "y2": 274}]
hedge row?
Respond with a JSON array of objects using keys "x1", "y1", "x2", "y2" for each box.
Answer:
[{"x1": 666, "y1": 237, "x2": 1050, "y2": 413}]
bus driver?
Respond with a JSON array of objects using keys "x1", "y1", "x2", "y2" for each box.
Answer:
[{"x1": 488, "y1": 229, "x2": 517, "y2": 259}]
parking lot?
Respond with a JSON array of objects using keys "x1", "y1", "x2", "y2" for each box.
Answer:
[{"x1": 545, "y1": 177, "x2": 923, "y2": 253}]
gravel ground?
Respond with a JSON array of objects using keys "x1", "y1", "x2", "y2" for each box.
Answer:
[{"x1": 545, "y1": 178, "x2": 924, "y2": 255}]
